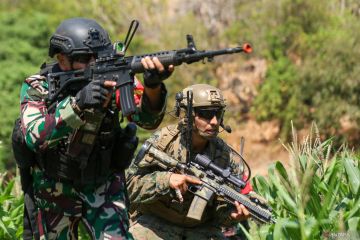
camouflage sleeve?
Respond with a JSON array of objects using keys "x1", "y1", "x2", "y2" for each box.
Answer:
[
  {"x1": 20, "y1": 75, "x2": 84, "y2": 151},
  {"x1": 126, "y1": 130, "x2": 172, "y2": 209},
  {"x1": 129, "y1": 79, "x2": 167, "y2": 130},
  {"x1": 126, "y1": 166, "x2": 171, "y2": 207}
]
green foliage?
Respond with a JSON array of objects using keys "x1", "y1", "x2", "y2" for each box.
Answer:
[
  {"x1": 241, "y1": 0, "x2": 360, "y2": 143},
  {"x1": 252, "y1": 56, "x2": 303, "y2": 138},
  {"x1": 0, "y1": 10, "x2": 54, "y2": 169},
  {"x1": 297, "y1": 22, "x2": 360, "y2": 144},
  {"x1": 247, "y1": 125, "x2": 360, "y2": 239},
  {"x1": 223, "y1": 0, "x2": 360, "y2": 144},
  {"x1": 0, "y1": 175, "x2": 24, "y2": 239}
]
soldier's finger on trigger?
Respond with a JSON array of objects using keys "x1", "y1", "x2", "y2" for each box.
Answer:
[
  {"x1": 103, "y1": 80, "x2": 116, "y2": 88},
  {"x1": 185, "y1": 175, "x2": 201, "y2": 185}
]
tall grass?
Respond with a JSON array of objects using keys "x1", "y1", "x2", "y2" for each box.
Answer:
[{"x1": 247, "y1": 124, "x2": 360, "y2": 239}]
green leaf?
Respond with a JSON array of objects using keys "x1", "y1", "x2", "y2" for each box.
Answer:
[
  {"x1": 252, "y1": 175, "x2": 274, "y2": 203},
  {"x1": 344, "y1": 197, "x2": 360, "y2": 220},
  {"x1": 304, "y1": 216, "x2": 319, "y2": 239},
  {"x1": 0, "y1": 218, "x2": 10, "y2": 238},
  {"x1": 274, "y1": 218, "x2": 300, "y2": 240},
  {"x1": 347, "y1": 217, "x2": 360, "y2": 233},
  {"x1": 2, "y1": 180, "x2": 14, "y2": 198},
  {"x1": 268, "y1": 164, "x2": 297, "y2": 214},
  {"x1": 344, "y1": 158, "x2": 360, "y2": 195},
  {"x1": 238, "y1": 222, "x2": 254, "y2": 240}
]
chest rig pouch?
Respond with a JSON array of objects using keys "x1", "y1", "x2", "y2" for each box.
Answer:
[{"x1": 39, "y1": 107, "x2": 120, "y2": 188}]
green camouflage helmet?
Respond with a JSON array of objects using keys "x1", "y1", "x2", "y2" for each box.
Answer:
[{"x1": 181, "y1": 84, "x2": 226, "y2": 108}]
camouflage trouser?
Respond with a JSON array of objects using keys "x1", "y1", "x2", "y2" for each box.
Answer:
[
  {"x1": 129, "y1": 214, "x2": 227, "y2": 240},
  {"x1": 33, "y1": 168, "x2": 133, "y2": 240}
]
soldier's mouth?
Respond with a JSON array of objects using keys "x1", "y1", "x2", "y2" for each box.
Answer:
[{"x1": 205, "y1": 129, "x2": 217, "y2": 134}]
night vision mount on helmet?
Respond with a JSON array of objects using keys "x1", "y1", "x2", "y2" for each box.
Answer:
[
  {"x1": 180, "y1": 84, "x2": 226, "y2": 108},
  {"x1": 49, "y1": 18, "x2": 112, "y2": 57}
]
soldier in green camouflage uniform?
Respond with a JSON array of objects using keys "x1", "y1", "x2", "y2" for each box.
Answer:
[
  {"x1": 20, "y1": 17, "x2": 175, "y2": 240},
  {"x1": 127, "y1": 84, "x2": 252, "y2": 240}
]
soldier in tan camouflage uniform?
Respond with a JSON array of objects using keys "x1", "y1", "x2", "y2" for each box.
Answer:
[{"x1": 127, "y1": 84, "x2": 252, "y2": 240}]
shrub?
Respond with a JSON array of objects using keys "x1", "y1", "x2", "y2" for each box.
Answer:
[{"x1": 0, "y1": 174, "x2": 24, "y2": 239}]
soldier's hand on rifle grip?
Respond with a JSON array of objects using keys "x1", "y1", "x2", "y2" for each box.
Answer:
[
  {"x1": 230, "y1": 201, "x2": 250, "y2": 222},
  {"x1": 142, "y1": 56, "x2": 174, "y2": 88},
  {"x1": 169, "y1": 174, "x2": 201, "y2": 194},
  {"x1": 102, "y1": 80, "x2": 116, "y2": 108},
  {"x1": 75, "y1": 80, "x2": 116, "y2": 110}
]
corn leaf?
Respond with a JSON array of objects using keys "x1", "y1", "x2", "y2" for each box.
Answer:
[{"x1": 344, "y1": 158, "x2": 360, "y2": 195}]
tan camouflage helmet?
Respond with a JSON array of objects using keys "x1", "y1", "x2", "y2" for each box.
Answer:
[{"x1": 181, "y1": 84, "x2": 226, "y2": 108}]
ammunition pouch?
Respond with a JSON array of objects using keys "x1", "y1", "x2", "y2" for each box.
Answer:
[
  {"x1": 37, "y1": 109, "x2": 117, "y2": 188},
  {"x1": 37, "y1": 118, "x2": 138, "y2": 187},
  {"x1": 38, "y1": 139, "x2": 113, "y2": 188},
  {"x1": 111, "y1": 123, "x2": 139, "y2": 171}
]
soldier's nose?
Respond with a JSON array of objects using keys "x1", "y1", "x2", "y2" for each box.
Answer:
[{"x1": 209, "y1": 116, "x2": 218, "y2": 125}]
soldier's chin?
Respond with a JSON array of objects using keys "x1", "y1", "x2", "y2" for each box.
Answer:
[{"x1": 199, "y1": 131, "x2": 218, "y2": 139}]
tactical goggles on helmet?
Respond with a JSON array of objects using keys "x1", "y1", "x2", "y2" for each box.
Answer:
[
  {"x1": 70, "y1": 54, "x2": 96, "y2": 64},
  {"x1": 195, "y1": 107, "x2": 225, "y2": 121}
]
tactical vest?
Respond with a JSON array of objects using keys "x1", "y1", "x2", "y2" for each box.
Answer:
[
  {"x1": 137, "y1": 123, "x2": 233, "y2": 227},
  {"x1": 38, "y1": 109, "x2": 121, "y2": 187},
  {"x1": 21, "y1": 63, "x2": 127, "y2": 188}
]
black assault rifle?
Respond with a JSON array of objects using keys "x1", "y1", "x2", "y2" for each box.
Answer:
[
  {"x1": 134, "y1": 140, "x2": 276, "y2": 224},
  {"x1": 47, "y1": 20, "x2": 252, "y2": 116}
]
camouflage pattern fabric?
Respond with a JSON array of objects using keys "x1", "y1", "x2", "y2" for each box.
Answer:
[
  {"x1": 127, "y1": 123, "x2": 251, "y2": 238},
  {"x1": 33, "y1": 167, "x2": 133, "y2": 240},
  {"x1": 20, "y1": 74, "x2": 167, "y2": 152},
  {"x1": 129, "y1": 215, "x2": 228, "y2": 240},
  {"x1": 20, "y1": 68, "x2": 167, "y2": 239}
]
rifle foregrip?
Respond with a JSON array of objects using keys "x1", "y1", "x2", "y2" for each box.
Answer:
[
  {"x1": 131, "y1": 51, "x2": 179, "y2": 73},
  {"x1": 219, "y1": 185, "x2": 273, "y2": 223}
]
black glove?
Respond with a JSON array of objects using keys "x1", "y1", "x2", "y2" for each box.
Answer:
[
  {"x1": 75, "y1": 80, "x2": 110, "y2": 110},
  {"x1": 143, "y1": 68, "x2": 172, "y2": 88}
]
